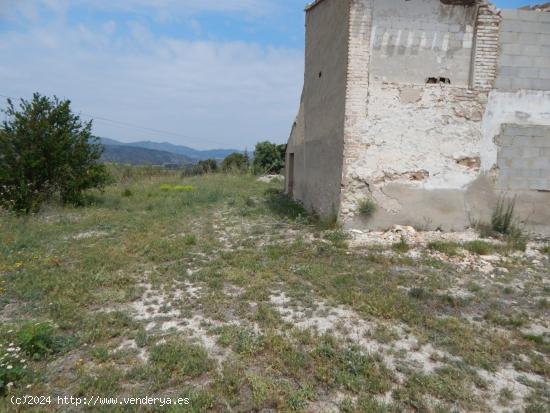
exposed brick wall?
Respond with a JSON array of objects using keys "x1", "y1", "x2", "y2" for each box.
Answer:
[
  {"x1": 497, "y1": 124, "x2": 550, "y2": 191},
  {"x1": 342, "y1": 0, "x2": 372, "y2": 165},
  {"x1": 339, "y1": 0, "x2": 373, "y2": 218},
  {"x1": 471, "y1": 3, "x2": 501, "y2": 91}
]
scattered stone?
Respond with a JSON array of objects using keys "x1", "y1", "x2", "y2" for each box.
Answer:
[
  {"x1": 72, "y1": 230, "x2": 109, "y2": 240},
  {"x1": 257, "y1": 175, "x2": 284, "y2": 183}
]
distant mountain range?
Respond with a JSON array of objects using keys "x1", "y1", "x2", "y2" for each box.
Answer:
[
  {"x1": 99, "y1": 137, "x2": 241, "y2": 166},
  {"x1": 520, "y1": 2, "x2": 550, "y2": 11}
]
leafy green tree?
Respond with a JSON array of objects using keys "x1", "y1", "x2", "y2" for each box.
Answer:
[
  {"x1": 252, "y1": 141, "x2": 286, "y2": 174},
  {"x1": 221, "y1": 152, "x2": 249, "y2": 173},
  {"x1": 0, "y1": 93, "x2": 108, "y2": 213}
]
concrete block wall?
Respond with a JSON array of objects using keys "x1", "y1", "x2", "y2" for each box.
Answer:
[
  {"x1": 369, "y1": 0, "x2": 477, "y2": 86},
  {"x1": 497, "y1": 123, "x2": 550, "y2": 190},
  {"x1": 495, "y1": 10, "x2": 550, "y2": 91}
]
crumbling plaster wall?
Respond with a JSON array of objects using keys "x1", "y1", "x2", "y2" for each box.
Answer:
[
  {"x1": 341, "y1": 83, "x2": 493, "y2": 231},
  {"x1": 481, "y1": 90, "x2": 550, "y2": 172},
  {"x1": 340, "y1": 1, "x2": 550, "y2": 233},
  {"x1": 340, "y1": 0, "x2": 497, "y2": 231},
  {"x1": 287, "y1": 0, "x2": 350, "y2": 216}
]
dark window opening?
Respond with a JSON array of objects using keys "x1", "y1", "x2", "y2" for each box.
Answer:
[{"x1": 426, "y1": 77, "x2": 451, "y2": 85}]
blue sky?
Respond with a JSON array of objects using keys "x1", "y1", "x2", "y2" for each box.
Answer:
[{"x1": 0, "y1": 0, "x2": 544, "y2": 149}]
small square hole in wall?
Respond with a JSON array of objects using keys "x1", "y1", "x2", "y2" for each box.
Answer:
[{"x1": 426, "y1": 77, "x2": 451, "y2": 85}]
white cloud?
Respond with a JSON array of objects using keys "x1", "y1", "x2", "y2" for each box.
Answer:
[
  {"x1": 0, "y1": 0, "x2": 277, "y2": 23},
  {"x1": 0, "y1": 7, "x2": 304, "y2": 149},
  {"x1": 86, "y1": 0, "x2": 275, "y2": 15}
]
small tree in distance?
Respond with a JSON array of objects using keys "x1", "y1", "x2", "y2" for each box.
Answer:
[{"x1": 0, "y1": 93, "x2": 108, "y2": 213}]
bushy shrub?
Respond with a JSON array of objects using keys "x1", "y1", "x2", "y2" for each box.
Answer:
[
  {"x1": 221, "y1": 153, "x2": 249, "y2": 173},
  {"x1": 252, "y1": 141, "x2": 286, "y2": 174},
  {"x1": 0, "y1": 94, "x2": 108, "y2": 212}
]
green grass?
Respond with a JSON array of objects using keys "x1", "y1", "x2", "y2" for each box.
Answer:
[
  {"x1": 0, "y1": 169, "x2": 547, "y2": 411},
  {"x1": 149, "y1": 338, "x2": 213, "y2": 380},
  {"x1": 323, "y1": 230, "x2": 350, "y2": 248},
  {"x1": 427, "y1": 241, "x2": 461, "y2": 256},
  {"x1": 392, "y1": 236, "x2": 410, "y2": 253},
  {"x1": 464, "y1": 240, "x2": 497, "y2": 255},
  {"x1": 215, "y1": 326, "x2": 264, "y2": 356}
]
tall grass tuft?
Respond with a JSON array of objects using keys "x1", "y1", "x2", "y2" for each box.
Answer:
[
  {"x1": 392, "y1": 236, "x2": 410, "y2": 253},
  {"x1": 491, "y1": 196, "x2": 517, "y2": 236},
  {"x1": 482, "y1": 196, "x2": 527, "y2": 252}
]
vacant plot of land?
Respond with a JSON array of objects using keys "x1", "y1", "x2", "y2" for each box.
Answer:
[{"x1": 0, "y1": 171, "x2": 548, "y2": 412}]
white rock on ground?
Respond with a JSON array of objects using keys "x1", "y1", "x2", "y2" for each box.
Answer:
[{"x1": 257, "y1": 175, "x2": 284, "y2": 183}]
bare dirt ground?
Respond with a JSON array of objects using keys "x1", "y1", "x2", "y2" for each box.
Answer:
[{"x1": 1, "y1": 174, "x2": 548, "y2": 412}]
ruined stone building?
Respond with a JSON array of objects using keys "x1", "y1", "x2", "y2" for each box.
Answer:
[{"x1": 285, "y1": 0, "x2": 550, "y2": 234}]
